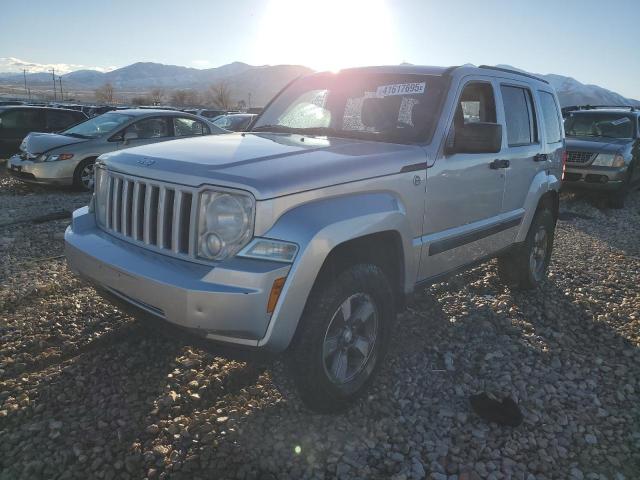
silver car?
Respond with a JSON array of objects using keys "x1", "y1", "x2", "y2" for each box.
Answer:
[
  {"x1": 8, "y1": 109, "x2": 225, "y2": 190},
  {"x1": 66, "y1": 65, "x2": 564, "y2": 411}
]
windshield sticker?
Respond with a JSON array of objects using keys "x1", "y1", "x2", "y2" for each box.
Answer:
[
  {"x1": 610, "y1": 117, "x2": 630, "y2": 126},
  {"x1": 376, "y1": 82, "x2": 426, "y2": 97}
]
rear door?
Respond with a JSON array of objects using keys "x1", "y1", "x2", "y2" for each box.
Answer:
[
  {"x1": 419, "y1": 77, "x2": 508, "y2": 280},
  {"x1": 0, "y1": 108, "x2": 45, "y2": 155},
  {"x1": 498, "y1": 82, "x2": 546, "y2": 216}
]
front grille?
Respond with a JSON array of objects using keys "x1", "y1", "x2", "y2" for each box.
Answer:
[
  {"x1": 99, "y1": 170, "x2": 196, "y2": 259},
  {"x1": 566, "y1": 151, "x2": 595, "y2": 164}
]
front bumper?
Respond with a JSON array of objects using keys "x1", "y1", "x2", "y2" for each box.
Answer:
[
  {"x1": 7, "y1": 154, "x2": 75, "y2": 185},
  {"x1": 65, "y1": 207, "x2": 291, "y2": 351},
  {"x1": 562, "y1": 164, "x2": 628, "y2": 192}
]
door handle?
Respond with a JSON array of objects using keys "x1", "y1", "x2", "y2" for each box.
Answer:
[
  {"x1": 534, "y1": 153, "x2": 548, "y2": 162},
  {"x1": 489, "y1": 159, "x2": 510, "y2": 169}
]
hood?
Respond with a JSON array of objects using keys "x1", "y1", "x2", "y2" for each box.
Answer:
[
  {"x1": 21, "y1": 132, "x2": 87, "y2": 155},
  {"x1": 565, "y1": 136, "x2": 630, "y2": 154},
  {"x1": 101, "y1": 133, "x2": 425, "y2": 200}
]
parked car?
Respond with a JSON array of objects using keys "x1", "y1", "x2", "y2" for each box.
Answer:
[
  {"x1": 0, "y1": 100, "x2": 25, "y2": 106},
  {"x1": 182, "y1": 108, "x2": 226, "y2": 120},
  {"x1": 212, "y1": 113, "x2": 256, "y2": 132},
  {"x1": 8, "y1": 109, "x2": 225, "y2": 190},
  {"x1": 0, "y1": 106, "x2": 87, "y2": 157},
  {"x1": 65, "y1": 65, "x2": 563, "y2": 411},
  {"x1": 562, "y1": 106, "x2": 640, "y2": 208}
]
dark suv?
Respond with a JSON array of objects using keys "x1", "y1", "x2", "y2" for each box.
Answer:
[
  {"x1": 562, "y1": 106, "x2": 640, "y2": 208},
  {"x1": 0, "y1": 106, "x2": 87, "y2": 157}
]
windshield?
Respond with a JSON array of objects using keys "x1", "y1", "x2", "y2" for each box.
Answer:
[
  {"x1": 62, "y1": 112, "x2": 133, "y2": 138},
  {"x1": 564, "y1": 112, "x2": 634, "y2": 139},
  {"x1": 252, "y1": 72, "x2": 448, "y2": 143}
]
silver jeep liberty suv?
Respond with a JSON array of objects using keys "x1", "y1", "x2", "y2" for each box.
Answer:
[{"x1": 66, "y1": 65, "x2": 564, "y2": 412}]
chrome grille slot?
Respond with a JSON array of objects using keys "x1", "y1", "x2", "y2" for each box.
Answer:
[
  {"x1": 567, "y1": 151, "x2": 595, "y2": 164},
  {"x1": 98, "y1": 170, "x2": 197, "y2": 260}
]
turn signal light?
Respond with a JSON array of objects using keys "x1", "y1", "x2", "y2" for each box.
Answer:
[{"x1": 267, "y1": 277, "x2": 286, "y2": 314}]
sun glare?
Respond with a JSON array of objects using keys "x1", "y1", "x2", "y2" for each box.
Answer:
[{"x1": 255, "y1": 0, "x2": 397, "y2": 71}]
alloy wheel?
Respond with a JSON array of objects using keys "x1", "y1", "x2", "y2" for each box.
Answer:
[{"x1": 322, "y1": 293, "x2": 379, "y2": 384}]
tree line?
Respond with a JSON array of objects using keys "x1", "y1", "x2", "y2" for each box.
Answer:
[{"x1": 94, "y1": 82, "x2": 235, "y2": 109}]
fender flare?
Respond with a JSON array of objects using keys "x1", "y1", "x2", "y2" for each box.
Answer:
[
  {"x1": 515, "y1": 171, "x2": 561, "y2": 243},
  {"x1": 257, "y1": 192, "x2": 413, "y2": 351}
]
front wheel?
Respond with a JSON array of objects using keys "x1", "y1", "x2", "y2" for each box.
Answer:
[
  {"x1": 498, "y1": 209, "x2": 555, "y2": 290},
  {"x1": 288, "y1": 264, "x2": 395, "y2": 413},
  {"x1": 73, "y1": 158, "x2": 96, "y2": 191}
]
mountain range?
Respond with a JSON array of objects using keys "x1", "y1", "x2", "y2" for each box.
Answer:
[{"x1": 0, "y1": 61, "x2": 638, "y2": 108}]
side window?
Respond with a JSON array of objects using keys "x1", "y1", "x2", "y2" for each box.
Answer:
[
  {"x1": 500, "y1": 85, "x2": 538, "y2": 146},
  {"x1": 538, "y1": 91, "x2": 562, "y2": 143},
  {"x1": 454, "y1": 82, "x2": 497, "y2": 128},
  {"x1": 173, "y1": 117, "x2": 208, "y2": 136},
  {"x1": 126, "y1": 117, "x2": 169, "y2": 139},
  {"x1": 46, "y1": 110, "x2": 79, "y2": 130},
  {"x1": 1, "y1": 109, "x2": 42, "y2": 129}
]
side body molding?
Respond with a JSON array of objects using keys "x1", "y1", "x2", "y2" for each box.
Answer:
[{"x1": 257, "y1": 192, "x2": 415, "y2": 351}]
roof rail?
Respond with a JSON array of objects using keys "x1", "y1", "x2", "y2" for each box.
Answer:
[
  {"x1": 478, "y1": 65, "x2": 550, "y2": 85},
  {"x1": 565, "y1": 104, "x2": 637, "y2": 112}
]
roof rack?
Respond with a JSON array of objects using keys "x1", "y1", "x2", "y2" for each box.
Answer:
[
  {"x1": 563, "y1": 104, "x2": 636, "y2": 112},
  {"x1": 478, "y1": 65, "x2": 550, "y2": 85}
]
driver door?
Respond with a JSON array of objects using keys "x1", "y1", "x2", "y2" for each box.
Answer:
[{"x1": 419, "y1": 78, "x2": 510, "y2": 280}]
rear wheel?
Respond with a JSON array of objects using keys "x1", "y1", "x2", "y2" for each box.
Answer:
[
  {"x1": 288, "y1": 264, "x2": 395, "y2": 413},
  {"x1": 73, "y1": 158, "x2": 96, "y2": 191},
  {"x1": 498, "y1": 208, "x2": 555, "y2": 290}
]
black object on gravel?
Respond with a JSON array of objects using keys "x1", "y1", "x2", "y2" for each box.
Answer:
[{"x1": 469, "y1": 392, "x2": 523, "y2": 427}]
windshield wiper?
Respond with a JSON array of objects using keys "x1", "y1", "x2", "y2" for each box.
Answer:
[
  {"x1": 64, "y1": 132, "x2": 90, "y2": 139},
  {"x1": 251, "y1": 124, "x2": 297, "y2": 133}
]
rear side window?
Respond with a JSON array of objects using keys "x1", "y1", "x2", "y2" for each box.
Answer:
[
  {"x1": 538, "y1": 92, "x2": 562, "y2": 143},
  {"x1": 1, "y1": 109, "x2": 42, "y2": 129},
  {"x1": 501, "y1": 85, "x2": 538, "y2": 146},
  {"x1": 173, "y1": 117, "x2": 208, "y2": 136},
  {"x1": 46, "y1": 110, "x2": 80, "y2": 130}
]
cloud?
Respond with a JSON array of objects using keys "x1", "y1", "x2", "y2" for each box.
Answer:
[
  {"x1": 191, "y1": 59, "x2": 212, "y2": 68},
  {"x1": 0, "y1": 57, "x2": 117, "y2": 74}
]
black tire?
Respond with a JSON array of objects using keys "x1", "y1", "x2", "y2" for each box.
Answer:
[
  {"x1": 498, "y1": 209, "x2": 555, "y2": 290},
  {"x1": 73, "y1": 158, "x2": 96, "y2": 191},
  {"x1": 288, "y1": 264, "x2": 395, "y2": 413},
  {"x1": 608, "y1": 170, "x2": 632, "y2": 209}
]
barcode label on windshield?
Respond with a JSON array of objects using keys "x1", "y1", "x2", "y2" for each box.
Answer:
[
  {"x1": 610, "y1": 117, "x2": 630, "y2": 125},
  {"x1": 376, "y1": 82, "x2": 426, "y2": 97}
]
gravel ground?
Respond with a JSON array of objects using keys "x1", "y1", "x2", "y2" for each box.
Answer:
[{"x1": 0, "y1": 167, "x2": 639, "y2": 480}]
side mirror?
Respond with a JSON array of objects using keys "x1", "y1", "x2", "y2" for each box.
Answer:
[
  {"x1": 445, "y1": 122, "x2": 502, "y2": 155},
  {"x1": 123, "y1": 131, "x2": 138, "y2": 144}
]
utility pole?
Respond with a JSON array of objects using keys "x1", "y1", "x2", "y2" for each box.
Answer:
[
  {"x1": 49, "y1": 68, "x2": 57, "y2": 101},
  {"x1": 248, "y1": 92, "x2": 251, "y2": 110},
  {"x1": 23, "y1": 69, "x2": 28, "y2": 98},
  {"x1": 58, "y1": 77, "x2": 63, "y2": 101}
]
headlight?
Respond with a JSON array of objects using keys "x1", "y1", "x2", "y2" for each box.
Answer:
[
  {"x1": 197, "y1": 190, "x2": 254, "y2": 260},
  {"x1": 43, "y1": 153, "x2": 74, "y2": 162},
  {"x1": 238, "y1": 239, "x2": 298, "y2": 263},
  {"x1": 94, "y1": 167, "x2": 109, "y2": 227},
  {"x1": 592, "y1": 153, "x2": 625, "y2": 168}
]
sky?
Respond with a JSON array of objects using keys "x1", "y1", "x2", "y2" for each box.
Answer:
[{"x1": 1, "y1": 0, "x2": 639, "y2": 98}]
